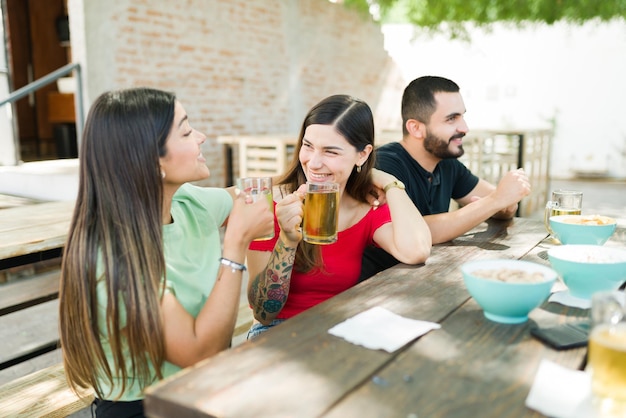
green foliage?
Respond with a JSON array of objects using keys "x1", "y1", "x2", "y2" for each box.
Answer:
[{"x1": 342, "y1": 0, "x2": 626, "y2": 36}]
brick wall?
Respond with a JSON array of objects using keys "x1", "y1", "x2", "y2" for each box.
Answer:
[{"x1": 68, "y1": 0, "x2": 404, "y2": 187}]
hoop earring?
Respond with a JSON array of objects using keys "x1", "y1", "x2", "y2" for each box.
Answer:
[{"x1": 356, "y1": 165, "x2": 362, "y2": 173}]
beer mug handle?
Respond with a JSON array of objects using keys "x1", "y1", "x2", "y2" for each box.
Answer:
[{"x1": 544, "y1": 201, "x2": 559, "y2": 233}]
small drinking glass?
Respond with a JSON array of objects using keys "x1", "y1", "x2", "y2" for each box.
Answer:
[
  {"x1": 302, "y1": 182, "x2": 339, "y2": 245},
  {"x1": 237, "y1": 177, "x2": 274, "y2": 241}
]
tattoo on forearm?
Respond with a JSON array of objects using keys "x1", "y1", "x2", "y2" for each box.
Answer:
[{"x1": 248, "y1": 239, "x2": 296, "y2": 321}]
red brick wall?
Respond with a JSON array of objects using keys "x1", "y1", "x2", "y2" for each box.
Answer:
[{"x1": 70, "y1": 0, "x2": 402, "y2": 186}]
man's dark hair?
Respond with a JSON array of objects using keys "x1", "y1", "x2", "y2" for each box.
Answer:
[{"x1": 401, "y1": 76, "x2": 460, "y2": 135}]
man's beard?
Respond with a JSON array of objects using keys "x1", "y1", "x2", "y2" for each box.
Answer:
[{"x1": 423, "y1": 131, "x2": 465, "y2": 159}]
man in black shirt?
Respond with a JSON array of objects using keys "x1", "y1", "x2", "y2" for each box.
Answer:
[{"x1": 361, "y1": 76, "x2": 531, "y2": 280}]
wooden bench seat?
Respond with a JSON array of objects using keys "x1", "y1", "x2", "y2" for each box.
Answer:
[
  {"x1": 0, "y1": 363, "x2": 94, "y2": 418},
  {"x1": 0, "y1": 299, "x2": 59, "y2": 370},
  {"x1": 0, "y1": 300, "x2": 253, "y2": 417},
  {"x1": 234, "y1": 302, "x2": 253, "y2": 339},
  {"x1": 0, "y1": 270, "x2": 60, "y2": 316}
]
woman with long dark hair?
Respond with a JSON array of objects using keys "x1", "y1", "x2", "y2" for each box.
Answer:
[
  {"x1": 59, "y1": 87, "x2": 273, "y2": 417},
  {"x1": 246, "y1": 94, "x2": 431, "y2": 338}
]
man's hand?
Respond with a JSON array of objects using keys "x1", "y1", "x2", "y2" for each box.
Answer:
[{"x1": 494, "y1": 168, "x2": 531, "y2": 205}]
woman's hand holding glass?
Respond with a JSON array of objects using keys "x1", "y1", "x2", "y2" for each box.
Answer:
[
  {"x1": 276, "y1": 184, "x2": 306, "y2": 246},
  {"x1": 229, "y1": 191, "x2": 275, "y2": 243}
]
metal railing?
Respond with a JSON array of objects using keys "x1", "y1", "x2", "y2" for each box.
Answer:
[{"x1": 0, "y1": 62, "x2": 84, "y2": 162}]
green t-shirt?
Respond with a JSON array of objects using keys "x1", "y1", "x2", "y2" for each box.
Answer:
[{"x1": 96, "y1": 183, "x2": 232, "y2": 400}]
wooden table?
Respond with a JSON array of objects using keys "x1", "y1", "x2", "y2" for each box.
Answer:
[
  {"x1": 144, "y1": 218, "x2": 625, "y2": 417},
  {"x1": 0, "y1": 200, "x2": 74, "y2": 270}
]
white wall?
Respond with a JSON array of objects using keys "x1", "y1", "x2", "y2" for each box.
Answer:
[{"x1": 382, "y1": 20, "x2": 626, "y2": 180}]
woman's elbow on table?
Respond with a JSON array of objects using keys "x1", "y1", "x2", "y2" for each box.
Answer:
[
  {"x1": 403, "y1": 246, "x2": 431, "y2": 265},
  {"x1": 392, "y1": 241, "x2": 431, "y2": 265}
]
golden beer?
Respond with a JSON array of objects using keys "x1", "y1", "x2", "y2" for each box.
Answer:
[
  {"x1": 544, "y1": 207, "x2": 582, "y2": 235},
  {"x1": 544, "y1": 189, "x2": 583, "y2": 236},
  {"x1": 550, "y1": 208, "x2": 582, "y2": 217},
  {"x1": 303, "y1": 186, "x2": 339, "y2": 245},
  {"x1": 589, "y1": 324, "x2": 626, "y2": 405}
]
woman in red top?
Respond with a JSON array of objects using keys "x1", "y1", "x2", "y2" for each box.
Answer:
[{"x1": 246, "y1": 94, "x2": 431, "y2": 338}]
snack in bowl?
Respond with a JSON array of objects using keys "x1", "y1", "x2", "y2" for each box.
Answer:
[
  {"x1": 548, "y1": 245, "x2": 626, "y2": 300},
  {"x1": 549, "y1": 214, "x2": 616, "y2": 245},
  {"x1": 461, "y1": 259, "x2": 557, "y2": 324}
]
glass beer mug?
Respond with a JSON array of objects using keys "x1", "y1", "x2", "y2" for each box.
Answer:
[
  {"x1": 544, "y1": 189, "x2": 583, "y2": 236},
  {"x1": 302, "y1": 182, "x2": 339, "y2": 245},
  {"x1": 589, "y1": 291, "x2": 626, "y2": 416}
]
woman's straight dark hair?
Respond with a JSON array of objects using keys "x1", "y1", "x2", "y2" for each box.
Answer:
[
  {"x1": 277, "y1": 94, "x2": 376, "y2": 272},
  {"x1": 59, "y1": 87, "x2": 176, "y2": 399}
]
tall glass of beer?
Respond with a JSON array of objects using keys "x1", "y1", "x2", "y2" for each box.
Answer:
[
  {"x1": 589, "y1": 290, "x2": 626, "y2": 416},
  {"x1": 237, "y1": 177, "x2": 274, "y2": 241},
  {"x1": 544, "y1": 189, "x2": 583, "y2": 236},
  {"x1": 303, "y1": 182, "x2": 339, "y2": 245}
]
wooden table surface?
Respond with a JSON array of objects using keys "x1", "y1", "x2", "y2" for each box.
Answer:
[
  {"x1": 0, "y1": 200, "x2": 74, "y2": 268},
  {"x1": 144, "y1": 218, "x2": 626, "y2": 418}
]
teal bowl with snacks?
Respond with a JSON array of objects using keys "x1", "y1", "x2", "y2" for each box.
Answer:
[
  {"x1": 547, "y1": 245, "x2": 626, "y2": 299},
  {"x1": 461, "y1": 259, "x2": 557, "y2": 324},
  {"x1": 549, "y1": 214, "x2": 616, "y2": 245}
]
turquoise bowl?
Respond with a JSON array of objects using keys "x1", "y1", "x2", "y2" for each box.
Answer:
[
  {"x1": 461, "y1": 259, "x2": 557, "y2": 324},
  {"x1": 548, "y1": 245, "x2": 626, "y2": 300},
  {"x1": 549, "y1": 215, "x2": 616, "y2": 245}
]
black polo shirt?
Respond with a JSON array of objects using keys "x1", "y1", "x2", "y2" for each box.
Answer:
[
  {"x1": 376, "y1": 141, "x2": 478, "y2": 214},
  {"x1": 360, "y1": 141, "x2": 479, "y2": 281}
]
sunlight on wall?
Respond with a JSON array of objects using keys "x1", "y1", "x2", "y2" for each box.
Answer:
[{"x1": 382, "y1": 20, "x2": 626, "y2": 179}]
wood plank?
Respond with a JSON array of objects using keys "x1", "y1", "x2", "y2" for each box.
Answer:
[
  {"x1": 0, "y1": 222, "x2": 70, "y2": 260},
  {"x1": 0, "y1": 270, "x2": 60, "y2": 316},
  {"x1": 320, "y1": 227, "x2": 585, "y2": 418},
  {"x1": 0, "y1": 363, "x2": 94, "y2": 418},
  {"x1": 0, "y1": 201, "x2": 74, "y2": 261},
  {"x1": 0, "y1": 201, "x2": 74, "y2": 232},
  {"x1": 144, "y1": 218, "x2": 550, "y2": 417},
  {"x1": 323, "y1": 295, "x2": 587, "y2": 418},
  {"x1": 0, "y1": 349, "x2": 63, "y2": 386},
  {"x1": 145, "y1": 303, "x2": 393, "y2": 418},
  {"x1": 323, "y1": 224, "x2": 587, "y2": 418},
  {"x1": 0, "y1": 300, "x2": 59, "y2": 370},
  {"x1": 233, "y1": 303, "x2": 253, "y2": 339}
]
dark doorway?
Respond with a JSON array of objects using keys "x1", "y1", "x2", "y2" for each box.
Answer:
[{"x1": 2, "y1": 0, "x2": 71, "y2": 161}]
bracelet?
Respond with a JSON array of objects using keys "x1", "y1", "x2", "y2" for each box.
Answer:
[
  {"x1": 383, "y1": 180, "x2": 406, "y2": 193},
  {"x1": 219, "y1": 257, "x2": 247, "y2": 273}
]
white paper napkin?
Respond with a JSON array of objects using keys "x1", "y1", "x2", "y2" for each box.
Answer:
[
  {"x1": 549, "y1": 290, "x2": 592, "y2": 309},
  {"x1": 526, "y1": 359, "x2": 597, "y2": 418},
  {"x1": 327, "y1": 306, "x2": 441, "y2": 352}
]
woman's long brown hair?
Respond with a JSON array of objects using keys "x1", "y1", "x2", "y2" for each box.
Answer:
[
  {"x1": 59, "y1": 88, "x2": 175, "y2": 399},
  {"x1": 277, "y1": 94, "x2": 376, "y2": 272}
]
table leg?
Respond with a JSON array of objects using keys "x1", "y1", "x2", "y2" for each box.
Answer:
[{"x1": 223, "y1": 144, "x2": 234, "y2": 187}]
